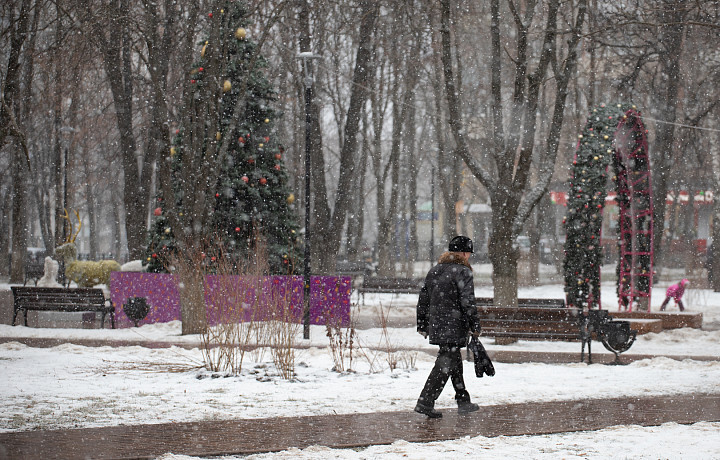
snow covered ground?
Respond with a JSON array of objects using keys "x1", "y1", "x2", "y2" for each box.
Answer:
[{"x1": 1, "y1": 281, "x2": 719, "y2": 459}]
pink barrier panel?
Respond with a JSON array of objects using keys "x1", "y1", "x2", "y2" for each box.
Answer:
[{"x1": 109, "y1": 272, "x2": 351, "y2": 329}]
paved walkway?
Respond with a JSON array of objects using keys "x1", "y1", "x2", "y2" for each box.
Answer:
[{"x1": 1, "y1": 393, "x2": 718, "y2": 459}]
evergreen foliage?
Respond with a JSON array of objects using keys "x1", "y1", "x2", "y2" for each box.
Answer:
[
  {"x1": 145, "y1": 2, "x2": 299, "y2": 274},
  {"x1": 563, "y1": 103, "x2": 652, "y2": 309}
]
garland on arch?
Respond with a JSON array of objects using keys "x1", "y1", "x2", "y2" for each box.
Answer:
[{"x1": 563, "y1": 103, "x2": 651, "y2": 310}]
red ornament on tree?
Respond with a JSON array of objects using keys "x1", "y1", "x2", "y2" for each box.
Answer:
[
  {"x1": 264, "y1": 136, "x2": 270, "y2": 142},
  {"x1": 274, "y1": 164, "x2": 281, "y2": 171},
  {"x1": 259, "y1": 177, "x2": 267, "y2": 185},
  {"x1": 191, "y1": 79, "x2": 196, "y2": 84},
  {"x1": 208, "y1": 12, "x2": 213, "y2": 17},
  {"x1": 275, "y1": 153, "x2": 282, "y2": 160},
  {"x1": 242, "y1": 176, "x2": 249, "y2": 183},
  {"x1": 248, "y1": 158, "x2": 255, "y2": 164},
  {"x1": 198, "y1": 67, "x2": 204, "y2": 72},
  {"x1": 238, "y1": 137, "x2": 245, "y2": 144},
  {"x1": 235, "y1": 226, "x2": 241, "y2": 232},
  {"x1": 153, "y1": 207, "x2": 162, "y2": 216},
  {"x1": 215, "y1": 193, "x2": 220, "y2": 197},
  {"x1": 152, "y1": 253, "x2": 158, "y2": 259}
]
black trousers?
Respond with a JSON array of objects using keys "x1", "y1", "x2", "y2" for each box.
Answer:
[{"x1": 418, "y1": 344, "x2": 470, "y2": 407}]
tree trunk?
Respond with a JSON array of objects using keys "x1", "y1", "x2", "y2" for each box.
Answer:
[
  {"x1": 405, "y1": 95, "x2": 419, "y2": 274},
  {"x1": 11, "y1": 148, "x2": 28, "y2": 283},
  {"x1": 490, "y1": 200, "x2": 519, "y2": 307},
  {"x1": 345, "y1": 127, "x2": 368, "y2": 261},
  {"x1": 53, "y1": 3, "x2": 65, "y2": 248},
  {"x1": 651, "y1": 3, "x2": 686, "y2": 274},
  {"x1": 1, "y1": 0, "x2": 32, "y2": 283},
  {"x1": 376, "y1": 81, "x2": 402, "y2": 278},
  {"x1": 312, "y1": 0, "x2": 380, "y2": 274},
  {"x1": 112, "y1": 195, "x2": 124, "y2": 260},
  {"x1": 85, "y1": 170, "x2": 98, "y2": 260},
  {"x1": 527, "y1": 208, "x2": 540, "y2": 286},
  {"x1": 87, "y1": 0, "x2": 146, "y2": 260},
  {"x1": 0, "y1": 189, "x2": 9, "y2": 276},
  {"x1": 711, "y1": 132, "x2": 720, "y2": 291}
]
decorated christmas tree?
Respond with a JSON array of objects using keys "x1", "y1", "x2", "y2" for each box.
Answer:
[
  {"x1": 563, "y1": 103, "x2": 652, "y2": 311},
  {"x1": 145, "y1": 2, "x2": 299, "y2": 274}
]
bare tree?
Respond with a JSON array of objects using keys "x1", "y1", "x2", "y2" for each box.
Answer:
[
  {"x1": 1, "y1": 0, "x2": 35, "y2": 283},
  {"x1": 439, "y1": 0, "x2": 587, "y2": 306},
  {"x1": 306, "y1": 0, "x2": 380, "y2": 274}
]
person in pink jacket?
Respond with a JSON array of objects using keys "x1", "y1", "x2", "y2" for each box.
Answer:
[{"x1": 660, "y1": 279, "x2": 689, "y2": 311}]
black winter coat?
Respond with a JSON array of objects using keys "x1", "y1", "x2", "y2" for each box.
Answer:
[{"x1": 417, "y1": 252, "x2": 481, "y2": 346}]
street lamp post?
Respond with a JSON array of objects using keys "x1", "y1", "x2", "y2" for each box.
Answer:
[
  {"x1": 430, "y1": 166, "x2": 435, "y2": 264},
  {"x1": 59, "y1": 126, "x2": 75, "y2": 287},
  {"x1": 297, "y1": 51, "x2": 320, "y2": 340}
]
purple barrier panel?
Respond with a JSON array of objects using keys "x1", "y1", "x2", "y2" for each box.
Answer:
[
  {"x1": 110, "y1": 273, "x2": 351, "y2": 328},
  {"x1": 109, "y1": 272, "x2": 181, "y2": 328},
  {"x1": 311, "y1": 276, "x2": 352, "y2": 327},
  {"x1": 204, "y1": 275, "x2": 304, "y2": 326}
]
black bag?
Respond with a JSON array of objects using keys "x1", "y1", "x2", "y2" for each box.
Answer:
[{"x1": 469, "y1": 335, "x2": 495, "y2": 377}]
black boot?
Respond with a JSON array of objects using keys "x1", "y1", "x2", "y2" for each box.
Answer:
[
  {"x1": 457, "y1": 401, "x2": 479, "y2": 414},
  {"x1": 414, "y1": 402, "x2": 442, "y2": 418}
]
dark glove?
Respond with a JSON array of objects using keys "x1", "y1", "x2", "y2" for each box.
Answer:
[{"x1": 469, "y1": 335, "x2": 495, "y2": 378}]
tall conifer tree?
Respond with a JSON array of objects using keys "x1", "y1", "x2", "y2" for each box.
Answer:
[{"x1": 146, "y1": 1, "x2": 299, "y2": 274}]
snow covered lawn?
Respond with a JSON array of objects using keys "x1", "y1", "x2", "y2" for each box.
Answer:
[{"x1": 1, "y1": 283, "x2": 719, "y2": 458}]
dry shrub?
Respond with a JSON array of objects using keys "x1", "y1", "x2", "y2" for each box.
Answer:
[
  {"x1": 376, "y1": 304, "x2": 399, "y2": 371},
  {"x1": 398, "y1": 350, "x2": 418, "y2": 370},
  {"x1": 325, "y1": 308, "x2": 357, "y2": 373},
  {"x1": 266, "y1": 285, "x2": 300, "y2": 379},
  {"x1": 168, "y1": 232, "x2": 299, "y2": 378},
  {"x1": 354, "y1": 303, "x2": 417, "y2": 373},
  {"x1": 194, "y1": 238, "x2": 265, "y2": 375}
]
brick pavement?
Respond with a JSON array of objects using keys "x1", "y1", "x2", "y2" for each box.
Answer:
[{"x1": 1, "y1": 393, "x2": 719, "y2": 459}]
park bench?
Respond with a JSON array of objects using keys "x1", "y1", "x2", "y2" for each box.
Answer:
[
  {"x1": 11, "y1": 286, "x2": 116, "y2": 329},
  {"x1": 358, "y1": 277, "x2": 425, "y2": 305},
  {"x1": 336, "y1": 260, "x2": 374, "y2": 278},
  {"x1": 476, "y1": 300, "x2": 637, "y2": 363}
]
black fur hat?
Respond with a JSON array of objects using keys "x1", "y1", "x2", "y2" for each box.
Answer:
[{"x1": 449, "y1": 235, "x2": 474, "y2": 253}]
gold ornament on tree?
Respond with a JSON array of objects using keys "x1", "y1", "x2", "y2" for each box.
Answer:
[
  {"x1": 223, "y1": 80, "x2": 232, "y2": 92},
  {"x1": 235, "y1": 28, "x2": 246, "y2": 40},
  {"x1": 287, "y1": 193, "x2": 295, "y2": 204}
]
